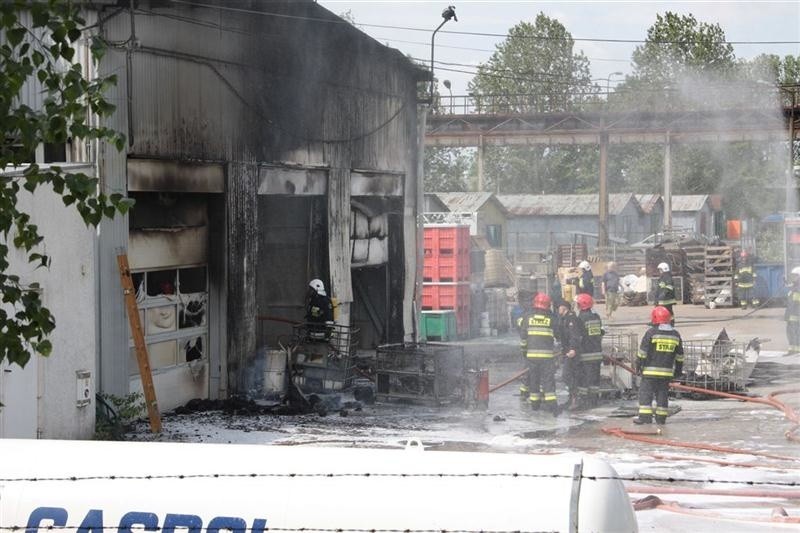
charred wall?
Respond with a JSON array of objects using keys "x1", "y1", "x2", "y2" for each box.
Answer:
[{"x1": 98, "y1": 0, "x2": 422, "y2": 396}]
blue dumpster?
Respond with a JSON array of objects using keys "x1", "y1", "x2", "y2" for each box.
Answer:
[{"x1": 754, "y1": 263, "x2": 785, "y2": 305}]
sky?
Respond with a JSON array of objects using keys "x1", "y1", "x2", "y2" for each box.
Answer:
[{"x1": 317, "y1": 1, "x2": 800, "y2": 95}]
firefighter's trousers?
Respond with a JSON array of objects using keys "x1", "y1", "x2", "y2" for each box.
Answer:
[
  {"x1": 738, "y1": 287, "x2": 759, "y2": 309},
  {"x1": 787, "y1": 319, "x2": 800, "y2": 353},
  {"x1": 526, "y1": 357, "x2": 557, "y2": 410},
  {"x1": 638, "y1": 377, "x2": 670, "y2": 424},
  {"x1": 581, "y1": 359, "x2": 602, "y2": 401}
]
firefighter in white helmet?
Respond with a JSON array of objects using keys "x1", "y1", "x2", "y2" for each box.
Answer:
[
  {"x1": 655, "y1": 262, "x2": 676, "y2": 320},
  {"x1": 305, "y1": 278, "x2": 334, "y2": 340},
  {"x1": 576, "y1": 260, "x2": 594, "y2": 297},
  {"x1": 786, "y1": 267, "x2": 800, "y2": 353}
]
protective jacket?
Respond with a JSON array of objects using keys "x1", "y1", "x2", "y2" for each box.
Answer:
[
  {"x1": 305, "y1": 291, "x2": 334, "y2": 324},
  {"x1": 734, "y1": 266, "x2": 755, "y2": 288},
  {"x1": 656, "y1": 272, "x2": 677, "y2": 306},
  {"x1": 577, "y1": 270, "x2": 594, "y2": 296},
  {"x1": 637, "y1": 325, "x2": 684, "y2": 378},
  {"x1": 578, "y1": 309, "x2": 604, "y2": 362},
  {"x1": 518, "y1": 309, "x2": 556, "y2": 359},
  {"x1": 556, "y1": 310, "x2": 582, "y2": 356},
  {"x1": 785, "y1": 286, "x2": 800, "y2": 322}
]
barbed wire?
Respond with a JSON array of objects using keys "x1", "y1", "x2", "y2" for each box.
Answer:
[{"x1": 1, "y1": 471, "x2": 797, "y2": 487}]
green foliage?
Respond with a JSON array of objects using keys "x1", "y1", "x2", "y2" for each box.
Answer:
[
  {"x1": 424, "y1": 147, "x2": 473, "y2": 192},
  {"x1": 465, "y1": 14, "x2": 598, "y2": 194},
  {"x1": 0, "y1": 1, "x2": 129, "y2": 369},
  {"x1": 94, "y1": 392, "x2": 145, "y2": 441}
]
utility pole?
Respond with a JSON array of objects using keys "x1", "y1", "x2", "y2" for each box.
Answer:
[
  {"x1": 664, "y1": 132, "x2": 672, "y2": 229},
  {"x1": 598, "y1": 131, "x2": 609, "y2": 248}
]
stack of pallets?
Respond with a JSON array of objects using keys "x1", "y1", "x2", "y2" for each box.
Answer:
[{"x1": 704, "y1": 246, "x2": 734, "y2": 307}]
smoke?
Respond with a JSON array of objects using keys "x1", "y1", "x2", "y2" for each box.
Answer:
[{"x1": 671, "y1": 69, "x2": 794, "y2": 218}]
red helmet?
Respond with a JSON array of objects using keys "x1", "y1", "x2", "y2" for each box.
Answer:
[
  {"x1": 532, "y1": 292, "x2": 552, "y2": 310},
  {"x1": 576, "y1": 293, "x2": 594, "y2": 311},
  {"x1": 651, "y1": 306, "x2": 672, "y2": 325}
]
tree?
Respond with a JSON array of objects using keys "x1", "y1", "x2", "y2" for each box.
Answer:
[
  {"x1": 424, "y1": 147, "x2": 473, "y2": 192},
  {"x1": 467, "y1": 14, "x2": 598, "y2": 193},
  {"x1": 0, "y1": 1, "x2": 130, "y2": 369}
]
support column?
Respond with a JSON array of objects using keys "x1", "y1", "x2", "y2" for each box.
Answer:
[
  {"x1": 788, "y1": 90, "x2": 797, "y2": 213},
  {"x1": 477, "y1": 135, "x2": 485, "y2": 191},
  {"x1": 598, "y1": 132, "x2": 609, "y2": 249},
  {"x1": 664, "y1": 132, "x2": 672, "y2": 229}
]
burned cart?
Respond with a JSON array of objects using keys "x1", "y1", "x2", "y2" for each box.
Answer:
[
  {"x1": 288, "y1": 323, "x2": 359, "y2": 393},
  {"x1": 601, "y1": 331, "x2": 639, "y2": 393},
  {"x1": 681, "y1": 336, "x2": 759, "y2": 393},
  {"x1": 374, "y1": 342, "x2": 475, "y2": 405}
]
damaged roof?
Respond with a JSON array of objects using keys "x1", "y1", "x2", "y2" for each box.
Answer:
[
  {"x1": 435, "y1": 192, "x2": 508, "y2": 215},
  {"x1": 496, "y1": 193, "x2": 640, "y2": 216},
  {"x1": 671, "y1": 195, "x2": 710, "y2": 212},
  {"x1": 635, "y1": 194, "x2": 663, "y2": 214}
]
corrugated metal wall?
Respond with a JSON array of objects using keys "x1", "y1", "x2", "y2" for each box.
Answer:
[{"x1": 95, "y1": 0, "x2": 421, "y2": 398}]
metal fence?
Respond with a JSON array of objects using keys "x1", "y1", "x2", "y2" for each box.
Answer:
[{"x1": 601, "y1": 332, "x2": 638, "y2": 392}]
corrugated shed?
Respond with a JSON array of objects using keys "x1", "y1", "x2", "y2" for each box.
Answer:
[
  {"x1": 635, "y1": 194, "x2": 662, "y2": 214},
  {"x1": 436, "y1": 192, "x2": 508, "y2": 215},
  {"x1": 497, "y1": 194, "x2": 638, "y2": 216},
  {"x1": 671, "y1": 195, "x2": 709, "y2": 212}
]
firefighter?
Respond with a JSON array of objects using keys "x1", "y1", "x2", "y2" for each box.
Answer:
[
  {"x1": 634, "y1": 306, "x2": 684, "y2": 426},
  {"x1": 305, "y1": 279, "x2": 334, "y2": 340},
  {"x1": 655, "y1": 262, "x2": 677, "y2": 319},
  {"x1": 518, "y1": 293, "x2": 558, "y2": 415},
  {"x1": 576, "y1": 293, "x2": 604, "y2": 408},
  {"x1": 785, "y1": 267, "x2": 800, "y2": 354},
  {"x1": 556, "y1": 299, "x2": 583, "y2": 411},
  {"x1": 734, "y1": 251, "x2": 759, "y2": 309},
  {"x1": 576, "y1": 260, "x2": 595, "y2": 296}
]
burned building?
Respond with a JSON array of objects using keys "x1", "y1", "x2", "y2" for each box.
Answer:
[{"x1": 93, "y1": 1, "x2": 426, "y2": 409}]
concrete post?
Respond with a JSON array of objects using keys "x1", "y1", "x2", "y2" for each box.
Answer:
[
  {"x1": 477, "y1": 135, "x2": 485, "y2": 191},
  {"x1": 598, "y1": 131, "x2": 609, "y2": 249},
  {"x1": 664, "y1": 132, "x2": 672, "y2": 229}
]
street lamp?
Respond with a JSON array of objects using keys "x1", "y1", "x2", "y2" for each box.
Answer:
[
  {"x1": 443, "y1": 79, "x2": 453, "y2": 114},
  {"x1": 430, "y1": 5, "x2": 457, "y2": 107}
]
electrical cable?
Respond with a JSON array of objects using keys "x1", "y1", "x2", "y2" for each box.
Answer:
[{"x1": 164, "y1": 0, "x2": 800, "y2": 46}]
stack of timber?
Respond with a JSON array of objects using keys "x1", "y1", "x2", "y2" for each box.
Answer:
[
  {"x1": 595, "y1": 246, "x2": 646, "y2": 276},
  {"x1": 704, "y1": 246, "x2": 734, "y2": 307},
  {"x1": 557, "y1": 244, "x2": 588, "y2": 268},
  {"x1": 484, "y1": 249, "x2": 514, "y2": 288}
]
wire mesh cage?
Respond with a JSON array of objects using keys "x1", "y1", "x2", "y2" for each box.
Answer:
[
  {"x1": 374, "y1": 342, "x2": 474, "y2": 405},
  {"x1": 681, "y1": 338, "x2": 749, "y2": 392},
  {"x1": 601, "y1": 332, "x2": 638, "y2": 391},
  {"x1": 288, "y1": 323, "x2": 360, "y2": 392}
]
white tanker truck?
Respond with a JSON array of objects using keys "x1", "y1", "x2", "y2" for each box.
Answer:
[{"x1": 0, "y1": 439, "x2": 637, "y2": 532}]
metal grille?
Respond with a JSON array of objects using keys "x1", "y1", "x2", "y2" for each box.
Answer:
[
  {"x1": 374, "y1": 343, "x2": 473, "y2": 405},
  {"x1": 682, "y1": 338, "x2": 749, "y2": 392},
  {"x1": 601, "y1": 332, "x2": 638, "y2": 391},
  {"x1": 289, "y1": 324, "x2": 359, "y2": 392}
]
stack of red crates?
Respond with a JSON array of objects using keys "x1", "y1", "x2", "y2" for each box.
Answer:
[{"x1": 422, "y1": 225, "x2": 471, "y2": 336}]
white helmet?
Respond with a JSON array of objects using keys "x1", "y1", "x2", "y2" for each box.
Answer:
[
  {"x1": 657, "y1": 262, "x2": 670, "y2": 273},
  {"x1": 578, "y1": 260, "x2": 591, "y2": 271},
  {"x1": 309, "y1": 279, "x2": 326, "y2": 296},
  {"x1": 792, "y1": 267, "x2": 800, "y2": 276}
]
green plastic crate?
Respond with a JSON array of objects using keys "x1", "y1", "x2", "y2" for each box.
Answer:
[{"x1": 421, "y1": 310, "x2": 457, "y2": 341}]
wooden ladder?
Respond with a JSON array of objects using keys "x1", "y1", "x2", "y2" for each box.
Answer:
[{"x1": 117, "y1": 254, "x2": 162, "y2": 433}]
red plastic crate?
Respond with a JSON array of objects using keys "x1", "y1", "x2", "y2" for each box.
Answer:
[
  {"x1": 422, "y1": 282, "x2": 470, "y2": 311},
  {"x1": 423, "y1": 253, "x2": 471, "y2": 282},
  {"x1": 424, "y1": 225, "x2": 470, "y2": 257}
]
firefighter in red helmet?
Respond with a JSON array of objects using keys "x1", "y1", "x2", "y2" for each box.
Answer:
[
  {"x1": 576, "y1": 293, "x2": 604, "y2": 408},
  {"x1": 517, "y1": 292, "x2": 558, "y2": 415},
  {"x1": 634, "y1": 306, "x2": 684, "y2": 426}
]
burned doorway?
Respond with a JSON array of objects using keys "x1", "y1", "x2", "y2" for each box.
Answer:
[
  {"x1": 350, "y1": 200, "x2": 405, "y2": 348},
  {"x1": 128, "y1": 192, "x2": 211, "y2": 410},
  {"x1": 257, "y1": 195, "x2": 328, "y2": 348}
]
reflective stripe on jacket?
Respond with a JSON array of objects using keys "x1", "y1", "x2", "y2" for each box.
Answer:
[
  {"x1": 519, "y1": 310, "x2": 555, "y2": 359},
  {"x1": 638, "y1": 327, "x2": 684, "y2": 378},
  {"x1": 578, "y1": 309, "x2": 604, "y2": 362}
]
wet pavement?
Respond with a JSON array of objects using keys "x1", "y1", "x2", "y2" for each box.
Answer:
[{"x1": 127, "y1": 303, "x2": 800, "y2": 531}]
